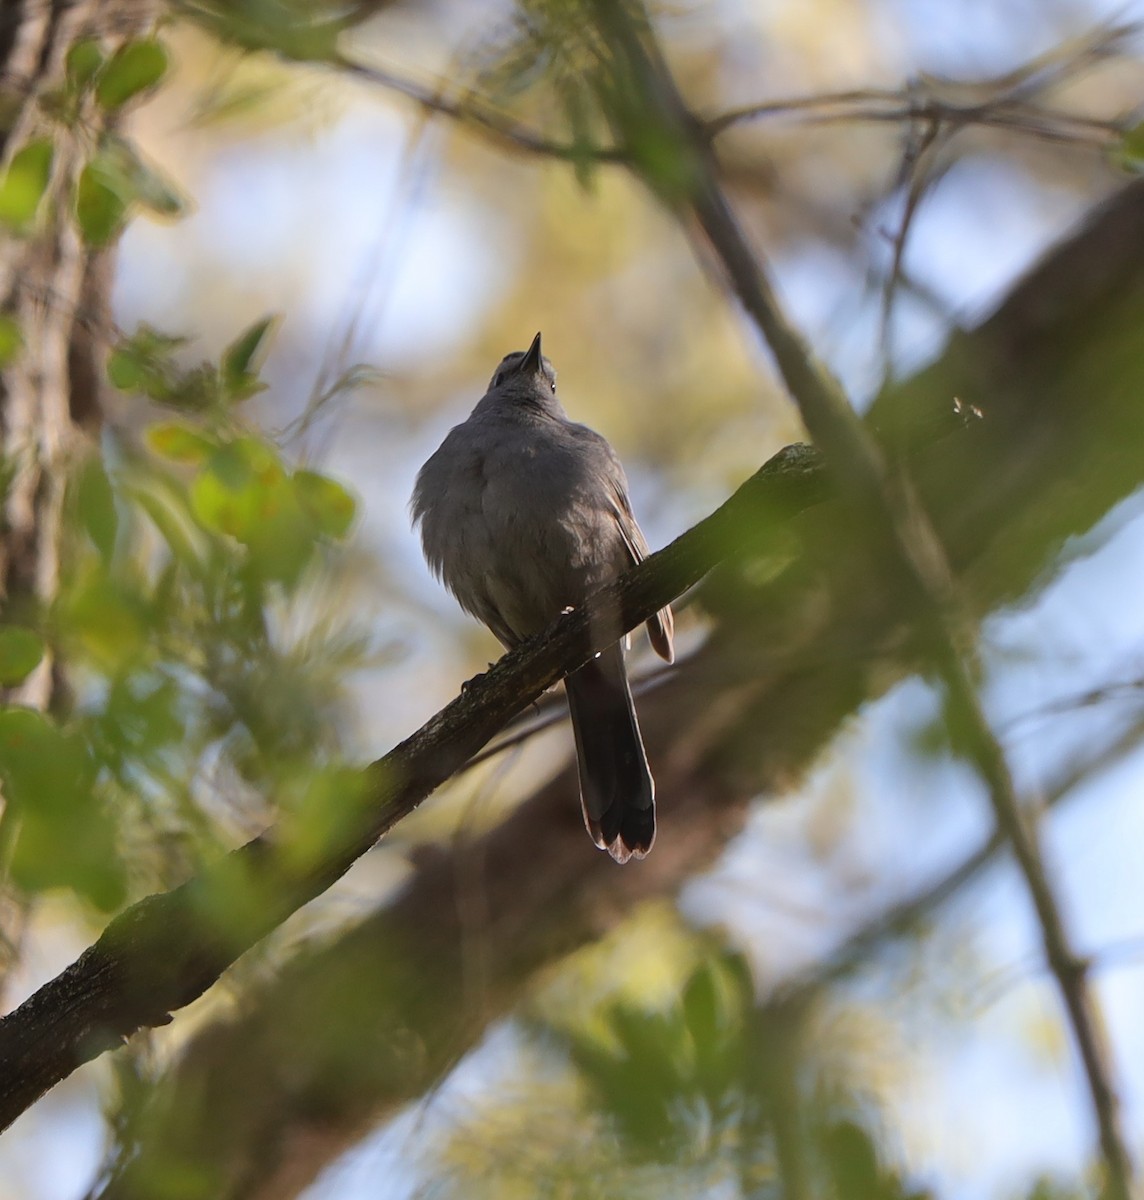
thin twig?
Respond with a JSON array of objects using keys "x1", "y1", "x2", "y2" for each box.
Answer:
[
  {"x1": 330, "y1": 57, "x2": 1125, "y2": 170},
  {"x1": 706, "y1": 91, "x2": 1124, "y2": 145},
  {"x1": 772, "y1": 711, "x2": 1144, "y2": 1006},
  {"x1": 706, "y1": 18, "x2": 1138, "y2": 142},
  {"x1": 334, "y1": 54, "x2": 627, "y2": 161},
  {"x1": 1001, "y1": 675, "x2": 1144, "y2": 733},
  {"x1": 878, "y1": 113, "x2": 946, "y2": 371}
]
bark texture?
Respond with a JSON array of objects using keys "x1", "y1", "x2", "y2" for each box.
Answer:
[{"x1": 0, "y1": 0, "x2": 157, "y2": 994}]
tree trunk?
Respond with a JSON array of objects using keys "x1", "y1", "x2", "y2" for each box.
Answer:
[{"x1": 0, "y1": 0, "x2": 156, "y2": 988}]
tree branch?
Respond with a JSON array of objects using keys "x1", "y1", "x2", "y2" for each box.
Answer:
[
  {"x1": 334, "y1": 55, "x2": 628, "y2": 162},
  {"x1": 330, "y1": 16, "x2": 1131, "y2": 172},
  {"x1": 0, "y1": 442, "x2": 827, "y2": 1130}
]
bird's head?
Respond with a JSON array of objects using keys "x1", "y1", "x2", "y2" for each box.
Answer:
[{"x1": 487, "y1": 331, "x2": 557, "y2": 396}]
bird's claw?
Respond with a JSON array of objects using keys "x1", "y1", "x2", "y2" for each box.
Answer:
[{"x1": 460, "y1": 665, "x2": 496, "y2": 695}]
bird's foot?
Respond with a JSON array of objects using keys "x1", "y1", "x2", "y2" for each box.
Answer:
[{"x1": 460, "y1": 664, "x2": 497, "y2": 694}]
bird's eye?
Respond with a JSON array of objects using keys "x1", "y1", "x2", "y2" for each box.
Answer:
[{"x1": 550, "y1": 381, "x2": 556, "y2": 393}]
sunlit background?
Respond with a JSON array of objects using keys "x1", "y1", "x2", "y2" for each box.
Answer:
[{"x1": 3, "y1": 0, "x2": 1144, "y2": 1197}]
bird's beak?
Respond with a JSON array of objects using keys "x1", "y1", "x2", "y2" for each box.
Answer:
[{"x1": 520, "y1": 331, "x2": 543, "y2": 375}]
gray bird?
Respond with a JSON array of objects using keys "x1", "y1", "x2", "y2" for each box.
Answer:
[{"x1": 412, "y1": 333, "x2": 674, "y2": 862}]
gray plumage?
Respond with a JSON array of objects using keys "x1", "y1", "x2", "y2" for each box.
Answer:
[{"x1": 412, "y1": 332, "x2": 673, "y2": 862}]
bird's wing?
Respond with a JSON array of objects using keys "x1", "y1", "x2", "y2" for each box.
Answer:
[{"x1": 583, "y1": 435, "x2": 674, "y2": 666}]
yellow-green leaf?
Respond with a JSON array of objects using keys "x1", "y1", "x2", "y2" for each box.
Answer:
[
  {"x1": 1114, "y1": 123, "x2": 1144, "y2": 174},
  {"x1": 95, "y1": 39, "x2": 168, "y2": 109},
  {"x1": 191, "y1": 438, "x2": 283, "y2": 539},
  {"x1": 0, "y1": 707, "x2": 123, "y2": 909},
  {"x1": 146, "y1": 422, "x2": 214, "y2": 463},
  {"x1": 0, "y1": 627, "x2": 44, "y2": 685},
  {"x1": 0, "y1": 139, "x2": 54, "y2": 230},
  {"x1": 76, "y1": 160, "x2": 128, "y2": 246},
  {"x1": 61, "y1": 572, "x2": 148, "y2": 668},
  {"x1": 0, "y1": 315, "x2": 23, "y2": 367},
  {"x1": 76, "y1": 458, "x2": 117, "y2": 560},
  {"x1": 106, "y1": 346, "x2": 146, "y2": 391},
  {"x1": 293, "y1": 469, "x2": 356, "y2": 539},
  {"x1": 66, "y1": 38, "x2": 105, "y2": 91}
]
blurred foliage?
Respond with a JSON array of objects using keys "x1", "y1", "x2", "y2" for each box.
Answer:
[
  {"x1": 175, "y1": 0, "x2": 347, "y2": 62},
  {"x1": 1114, "y1": 121, "x2": 1144, "y2": 174},
  {"x1": 428, "y1": 950, "x2": 932, "y2": 1200},
  {"x1": 3, "y1": 30, "x2": 185, "y2": 247},
  {"x1": 108, "y1": 314, "x2": 278, "y2": 410},
  {"x1": 1022, "y1": 1177, "x2": 1087, "y2": 1200},
  {"x1": 560, "y1": 952, "x2": 754, "y2": 1159},
  {"x1": 95, "y1": 39, "x2": 171, "y2": 110},
  {"x1": 3, "y1": 1, "x2": 1144, "y2": 1198},
  {"x1": 0, "y1": 318, "x2": 367, "y2": 909},
  {"x1": 474, "y1": 0, "x2": 707, "y2": 200},
  {"x1": 0, "y1": 20, "x2": 367, "y2": 912},
  {"x1": 0, "y1": 139, "x2": 54, "y2": 231}
]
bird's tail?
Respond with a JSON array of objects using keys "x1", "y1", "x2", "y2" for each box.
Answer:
[{"x1": 565, "y1": 642, "x2": 655, "y2": 863}]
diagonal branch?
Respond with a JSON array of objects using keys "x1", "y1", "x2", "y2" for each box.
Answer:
[
  {"x1": 333, "y1": 55, "x2": 628, "y2": 161},
  {"x1": 0, "y1": 442, "x2": 828, "y2": 1131}
]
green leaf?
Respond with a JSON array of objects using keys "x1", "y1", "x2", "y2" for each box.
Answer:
[
  {"x1": 121, "y1": 473, "x2": 207, "y2": 570},
  {"x1": 146, "y1": 421, "x2": 214, "y2": 463},
  {"x1": 0, "y1": 708, "x2": 124, "y2": 909},
  {"x1": 107, "y1": 346, "x2": 147, "y2": 391},
  {"x1": 192, "y1": 438, "x2": 319, "y2": 584},
  {"x1": 1113, "y1": 123, "x2": 1144, "y2": 174},
  {"x1": 0, "y1": 627, "x2": 44, "y2": 685},
  {"x1": 222, "y1": 314, "x2": 277, "y2": 401},
  {"x1": 247, "y1": 490, "x2": 321, "y2": 586},
  {"x1": 223, "y1": 372, "x2": 267, "y2": 404},
  {"x1": 0, "y1": 709, "x2": 78, "y2": 808},
  {"x1": 77, "y1": 458, "x2": 118, "y2": 560},
  {"x1": 66, "y1": 38, "x2": 105, "y2": 91},
  {"x1": 190, "y1": 467, "x2": 247, "y2": 539},
  {"x1": 0, "y1": 139, "x2": 54, "y2": 230},
  {"x1": 191, "y1": 438, "x2": 276, "y2": 538},
  {"x1": 293, "y1": 469, "x2": 356, "y2": 539},
  {"x1": 100, "y1": 134, "x2": 186, "y2": 218},
  {"x1": 61, "y1": 571, "x2": 150, "y2": 669},
  {"x1": 189, "y1": 6, "x2": 342, "y2": 62},
  {"x1": 95, "y1": 39, "x2": 168, "y2": 109},
  {"x1": 107, "y1": 326, "x2": 216, "y2": 409},
  {"x1": 823, "y1": 1119, "x2": 885, "y2": 1200},
  {"x1": 126, "y1": 156, "x2": 186, "y2": 217},
  {"x1": 76, "y1": 159, "x2": 129, "y2": 246},
  {"x1": 0, "y1": 315, "x2": 23, "y2": 367}
]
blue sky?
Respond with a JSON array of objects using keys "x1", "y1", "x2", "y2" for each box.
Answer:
[{"x1": 5, "y1": 2, "x2": 1144, "y2": 1196}]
